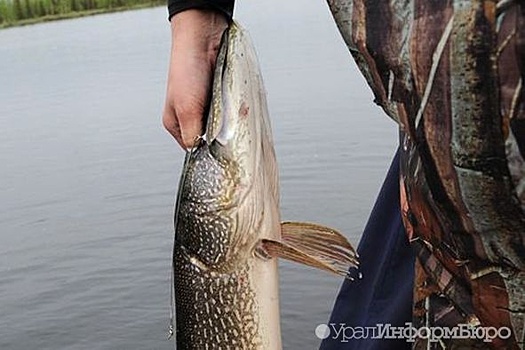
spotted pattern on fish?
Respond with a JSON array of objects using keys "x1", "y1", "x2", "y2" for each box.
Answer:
[
  {"x1": 171, "y1": 22, "x2": 282, "y2": 350},
  {"x1": 174, "y1": 244, "x2": 262, "y2": 350},
  {"x1": 176, "y1": 145, "x2": 239, "y2": 268},
  {"x1": 173, "y1": 145, "x2": 264, "y2": 349}
]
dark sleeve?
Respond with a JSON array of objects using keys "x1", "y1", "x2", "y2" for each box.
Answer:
[{"x1": 167, "y1": 0, "x2": 235, "y2": 21}]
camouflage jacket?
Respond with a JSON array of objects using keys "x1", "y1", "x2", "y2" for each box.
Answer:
[{"x1": 327, "y1": 0, "x2": 525, "y2": 348}]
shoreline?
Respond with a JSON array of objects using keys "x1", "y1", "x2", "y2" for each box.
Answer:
[{"x1": 0, "y1": 3, "x2": 163, "y2": 29}]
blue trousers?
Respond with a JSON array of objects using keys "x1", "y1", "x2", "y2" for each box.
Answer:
[{"x1": 320, "y1": 149, "x2": 415, "y2": 350}]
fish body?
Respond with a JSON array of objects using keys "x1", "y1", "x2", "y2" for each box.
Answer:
[
  {"x1": 171, "y1": 22, "x2": 357, "y2": 349},
  {"x1": 172, "y1": 22, "x2": 281, "y2": 350}
]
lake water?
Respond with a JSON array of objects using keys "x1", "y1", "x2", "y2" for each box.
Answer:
[{"x1": 0, "y1": 2, "x2": 397, "y2": 349}]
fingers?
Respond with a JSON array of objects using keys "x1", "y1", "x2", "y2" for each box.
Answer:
[
  {"x1": 163, "y1": 83, "x2": 208, "y2": 149},
  {"x1": 162, "y1": 103, "x2": 184, "y2": 149},
  {"x1": 163, "y1": 59, "x2": 208, "y2": 149},
  {"x1": 176, "y1": 103, "x2": 206, "y2": 149},
  {"x1": 163, "y1": 92, "x2": 207, "y2": 149},
  {"x1": 163, "y1": 54, "x2": 210, "y2": 149}
]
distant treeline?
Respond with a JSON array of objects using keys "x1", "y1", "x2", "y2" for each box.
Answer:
[{"x1": 0, "y1": 0, "x2": 164, "y2": 27}]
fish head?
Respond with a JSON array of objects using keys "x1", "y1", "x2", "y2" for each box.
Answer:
[{"x1": 205, "y1": 22, "x2": 274, "y2": 177}]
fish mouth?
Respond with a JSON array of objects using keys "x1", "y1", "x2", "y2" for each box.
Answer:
[{"x1": 203, "y1": 25, "x2": 231, "y2": 148}]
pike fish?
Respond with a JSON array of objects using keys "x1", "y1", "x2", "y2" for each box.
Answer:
[{"x1": 169, "y1": 21, "x2": 358, "y2": 349}]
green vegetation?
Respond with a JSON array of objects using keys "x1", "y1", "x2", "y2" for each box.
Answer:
[{"x1": 0, "y1": 0, "x2": 164, "y2": 28}]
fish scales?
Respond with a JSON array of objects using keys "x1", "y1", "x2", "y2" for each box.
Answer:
[
  {"x1": 172, "y1": 23, "x2": 280, "y2": 349},
  {"x1": 174, "y1": 247, "x2": 261, "y2": 348},
  {"x1": 170, "y1": 21, "x2": 358, "y2": 349},
  {"x1": 174, "y1": 144, "x2": 264, "y2": 348}
]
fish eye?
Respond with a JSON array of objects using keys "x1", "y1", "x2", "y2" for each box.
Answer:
[{"x1": 208, "y1": 139, "x2": 227, "y2": 160}]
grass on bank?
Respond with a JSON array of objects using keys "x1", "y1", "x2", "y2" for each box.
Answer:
[{"x1": 0, "y1": 0, "x2": 164, "y2": 28}]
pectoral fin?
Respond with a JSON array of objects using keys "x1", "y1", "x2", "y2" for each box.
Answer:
[{"x1": 259, "y1": 222, "x2": 359, "y2": 279}]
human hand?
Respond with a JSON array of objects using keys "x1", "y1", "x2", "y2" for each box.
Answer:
[{"x1": 163, "y1": 9, "x2": 228, "y2": 149}]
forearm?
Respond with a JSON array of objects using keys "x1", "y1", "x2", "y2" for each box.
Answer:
[{"x1": 169, "y1": 9, "x2": 228, "y2": 64}]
